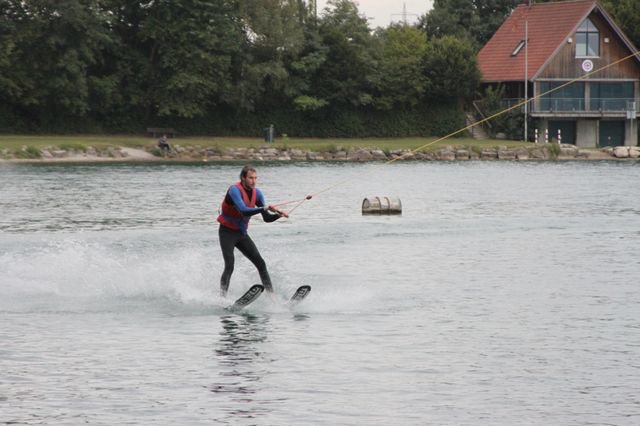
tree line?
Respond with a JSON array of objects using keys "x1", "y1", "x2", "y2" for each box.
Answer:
[{"x1": 0, "y1": 0, "x2": 636, "y2": 137}]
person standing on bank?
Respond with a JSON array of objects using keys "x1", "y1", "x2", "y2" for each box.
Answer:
[
  {"x1": 217, "y1": 165, "x2": 288, "y2": 297},
  {"x1": 158, "y1": 134, "x2": 171, "y2": 156}
]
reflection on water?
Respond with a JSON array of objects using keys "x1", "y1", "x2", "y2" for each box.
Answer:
[
  {"x1": 292, "y1": 313, "x2": 310, "y2": 322},
  {"x1": 211, "y1": 314, "x2": 273, "y2": 421}
]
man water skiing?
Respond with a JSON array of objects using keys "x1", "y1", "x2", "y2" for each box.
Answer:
[{"x1": 217, "y1": 165, "x2": 288, "y2": 297}]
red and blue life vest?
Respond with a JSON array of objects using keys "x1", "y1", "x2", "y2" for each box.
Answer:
[{"x1": 217, "y1": 182, "x2": 257, "y2": 231}]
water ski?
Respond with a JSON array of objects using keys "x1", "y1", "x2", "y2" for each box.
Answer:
[
  {"x1": 227, "y1": 284, "x2": 264, "y2": 312},
  {"x1": 289, "y1": 285, "x2": 311, "y2": 305}
]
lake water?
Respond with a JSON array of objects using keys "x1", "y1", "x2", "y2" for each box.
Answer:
[{"x1": 1, "y1": 161, "x2": 639, "y2": 425}]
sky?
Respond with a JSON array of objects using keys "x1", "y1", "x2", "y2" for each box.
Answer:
[{"x1": 315, "y1": 1, "x2": 434, "y2": 29}]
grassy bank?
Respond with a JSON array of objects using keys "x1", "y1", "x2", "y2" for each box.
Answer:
[{"x1": 0, "y1": 134, "x2": 530, "y2": 159}]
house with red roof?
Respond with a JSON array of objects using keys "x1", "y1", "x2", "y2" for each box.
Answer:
[{"x1": 478, "y1": 0, "x2": 640, "y2": 147}]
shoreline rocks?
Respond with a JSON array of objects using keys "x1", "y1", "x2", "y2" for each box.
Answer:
[
  {"x1": 2, "y1": 143, "x2": 639, "y2": 163},
  {"x1": 155, "y1": 144, "x2": 635, "y2": 162}
]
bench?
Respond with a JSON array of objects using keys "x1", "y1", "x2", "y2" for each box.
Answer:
[{"x1": 147, "y1": 127, "x2": 176, "y2": 138}]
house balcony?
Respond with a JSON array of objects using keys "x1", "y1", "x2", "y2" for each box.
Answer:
[{"x1": 500, "y1": 98, "x2": 640, "y2": 119}]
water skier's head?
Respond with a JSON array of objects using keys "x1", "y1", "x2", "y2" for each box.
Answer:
[{"x1": 240, "y1": 165, "x2": 257, "y2": 190}]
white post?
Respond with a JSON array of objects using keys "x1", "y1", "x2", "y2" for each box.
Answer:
[
  {"x1": 535, "y1": 128, "x2": 539, "y2": 144},
  {"x1": 545, "y1": 128, "x2": 549, "y2": 143},
  {"x1": 557, "y1": 129, "x2": 562, "y2": 145}
]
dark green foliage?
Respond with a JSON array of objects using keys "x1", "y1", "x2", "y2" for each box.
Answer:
[
  {"x1": 58, "y1": 142, "x2": 86, "y2": 151},
  {"x1": 424, "y1": 36, "x2": 480, "y2": 99},
  {"x1": 599, "y1": 0, "x2": 640, "y2": 49},
  {"x1": 0, "y1": 0, "x2": 478, "y2": 137},
  {"x1": 14, "y1": 146, "x2": 41, "y2": 159},
  {"x1": 373, "y1": 25, "x2": 428, "y2": 110},
  {"x1": 312, "y1": 0, "x2": 377, "y2": 108},
  {"x1": 149, "y1": 100, "x2": 463, "y2": 138},
  {"x1": 0, "y1": 0, "x2": 112, "y2": 116},
  {"x1": 421, "y1": 0, "x2": 522, "y2": 49},
  {"x1": 547, "y1": 142, "x2": 561, "y2": 159},
  {"x1": 232, "y1": 0, "x2": 307, "y2": 111},
  {"x1": 479, "y1": 85, "x2": 533, "y2": 141}
]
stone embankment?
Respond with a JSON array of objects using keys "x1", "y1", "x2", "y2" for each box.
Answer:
[
  {"x1": 602, "y1": 146, "x2": 640, "y2": 159},
  {"x1": 3, "y1": 144, "x2": 639, "y2": 162},
  {"x1": 40, "y1": 146, "x2": 133, "y2": 159},
  {"x1": 1, "y1": 146, "x2": 156, "y2": 161},
  {"x1": 162, "y1": 143, "x2": 639, "y2": 161}
]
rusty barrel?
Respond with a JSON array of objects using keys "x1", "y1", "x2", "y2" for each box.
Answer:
[{"x1": 362, "y1": 196, "x2": 402, "y2": 215}]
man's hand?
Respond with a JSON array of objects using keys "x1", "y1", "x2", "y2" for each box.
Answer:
[{"x1": 267, "y1": 205, "x2": 289, "y2": 218}]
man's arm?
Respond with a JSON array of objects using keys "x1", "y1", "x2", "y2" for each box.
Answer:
[
  {"x1": 228, "y1": 186, "x2": 264, "y2": 216},
  {"x1": 261, "y1": 209, "x2": 281, "y2": 223},
  {"x1": 256, "y1": 190, "x2": 288, "y2": 222}
]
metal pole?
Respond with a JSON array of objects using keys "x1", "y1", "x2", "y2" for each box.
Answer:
[{"x1": 524, "y1": 19, "x2": 529, "y2": 142}]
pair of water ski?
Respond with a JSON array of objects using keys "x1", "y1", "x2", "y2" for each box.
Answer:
[{"x1": 227, "y1": 284, "x2": 311, "y2": 312}]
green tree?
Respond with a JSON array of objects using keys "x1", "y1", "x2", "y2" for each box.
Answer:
[
  {"x1": 288, "y1": 25, "x2": 329, "y2": 111},
  {"x1": 599, "y1": 0, "x2": 640, "y2": 49},
  {"x1": 92, "y1": 0, "x2": 150, "y2": 121},
  {"x1": 232, "y1": 0, "x2": 307, "y2": 111},
  {"x1": 422, "y1": 0, "x2": 520, "y2": 49},
  {"x1": 0, "y1": 0, "x2": 111, "y2": 120},
  {"x1": 373, "y1": 25, "x2": 428, "y2": 110},
  {"x1": 153, "y1": 0, "x2": 241, "y2": 118},
  {"x1": 0, "y1": 1, "x2": 25, "y2": 108},
  {"x1": 423, "y1": 35, "x2": 480, "y2": 100},
  {"x1": 313, "y1": 0, "x2": 376, "y2": 107},
  {"x1": 139, "y1": 0, "x2": 242, "y2": 118},
  {"x1": 89, "y1": 0, "x2": 242, "y2": 124}
]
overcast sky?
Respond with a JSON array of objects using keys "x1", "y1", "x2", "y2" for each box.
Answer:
[{"x1": 315, "y1": 1, "x2": 434, "y2": 29}]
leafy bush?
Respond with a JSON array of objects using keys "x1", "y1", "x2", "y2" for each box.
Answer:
[
  {"x1": 547, "y1": 143, "x2": 561, "y2": 159},
  {"x1": 58, "y1": 143, "x2": 86, "y2": 152},
  {"x1": 1, "y1": 98, "x2": 465, "y2": 139},
  {"x1": 478, "y1": 85, "x2": 534, "y2": 141},
  {"x1": 14, "y1": 146, "x2": 41, "y2": 159}
]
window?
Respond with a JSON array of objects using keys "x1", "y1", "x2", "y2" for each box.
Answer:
[
  {"x1": 576, "y1": 18, "x2": 599, "y2": 57},
  {"x1": 511, "y1": 39, "x2": 526, "y2": 56},
  {"x1": 590, "y1": 82, "x2": 634, "y2": 111},
  {"x1": 540, "y1": 82, "x2": 585, "y2": 111}
]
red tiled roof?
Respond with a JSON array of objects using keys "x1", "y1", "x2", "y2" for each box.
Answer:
[{"x1": 478, "y1": 0, "x2": 596, "y2": 82}]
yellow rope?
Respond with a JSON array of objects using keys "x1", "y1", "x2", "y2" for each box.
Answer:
[{"x1": 279, "y1": 49, "x2": 640, "y2": 215}]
